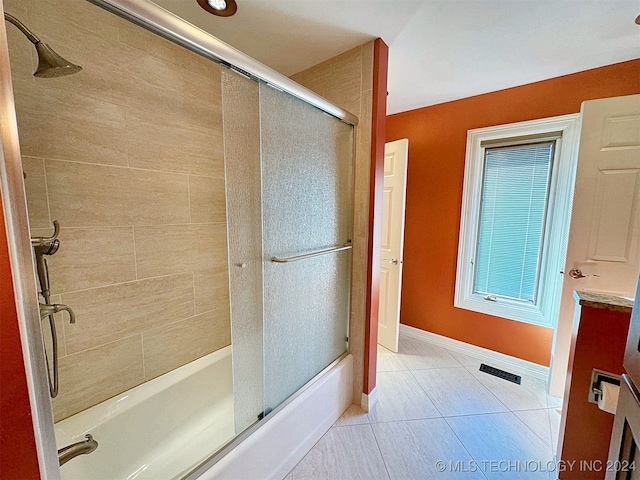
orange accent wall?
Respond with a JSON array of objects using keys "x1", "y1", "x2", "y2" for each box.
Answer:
[
  {"x1": 386, "y1": 59, "x2": 640, "y2": 366},
  {"x1": 0, "y1": 204, "x2": 40, "y2": 479}
]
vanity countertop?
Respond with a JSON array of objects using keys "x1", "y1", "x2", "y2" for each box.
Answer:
[{"x1": 574, "y1": 290, "x2": 634, "y2": 314}]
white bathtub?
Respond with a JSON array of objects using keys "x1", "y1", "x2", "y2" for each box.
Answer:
[{"x1": 55, "y1": 346, "x2": 235, "y2": 480}]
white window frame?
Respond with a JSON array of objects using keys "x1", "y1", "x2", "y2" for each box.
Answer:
[{"x1": 455, "y1": 114, "x2": 581, "y2": 328}]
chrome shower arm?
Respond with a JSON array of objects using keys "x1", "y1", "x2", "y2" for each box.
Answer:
[{"x1": 4, "y1": 13, "x2": 40, "y2": 45}]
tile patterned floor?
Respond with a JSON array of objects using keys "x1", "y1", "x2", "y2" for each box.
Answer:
[{"x1": 285, "y1": 334, "x2": 562, "y2": 480}]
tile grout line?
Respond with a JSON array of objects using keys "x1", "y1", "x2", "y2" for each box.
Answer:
[
  {"x1": 442, "y1": 415, "x2": 491, "y2": 480},
  {"x1": 132, "y1": 225, "x2": 139, "y2": 280},
  {"x1": 192, "y1": 271, "x2": 197, "y2": 315},
  {"x1": 459, "y1": 364, "x2": 515, "y2": 413},
  {"x1": 366, "y1": 423, "x2": 392, "y2": 480},
  {"x1": 511, "y1": 409, "x2": 555, "y2": 453},
  {"x1": 140, "y1": 333, "x2": 146, "y2": 381},
  {"x1": 405, "y1": 368, "x2": 446, "y2": 419},
  {"x1": 41, "y1": 157, "x2": 54, "y2": 228}
]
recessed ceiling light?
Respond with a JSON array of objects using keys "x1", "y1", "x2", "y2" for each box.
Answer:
[{"x1": 197, "y1": 0, "x2": 237, "y2": 17}]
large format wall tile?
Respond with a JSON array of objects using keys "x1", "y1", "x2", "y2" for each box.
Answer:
[
  {"x1": 189, "y1": 175, "x2": 227, "y2": 224},
  {"x1": 194, "y1": 267, "x2": 230, "y2": 315},
  {"x1": 116, "y1": 18, "x2": 218, "y2": 80},
  {"x1": 46, "y1": 227, "x2": 136, "y2": 295},
  {"x1": 53, "y1": 335, "x2": 144, "y2": 421},
  {"x1": 22, "y1": 156, "x2": 51, "y2": 229},
  {"x1": 15, "y1": 86, "x2": 128, "y2": 167},
  {"x1": 62, "y1": 273, "x2": 195, "y2": 354},
  {"x1": 46, "y1": 160, "x2": 190, "y2": 227},
  {"x1": 134, "y1": 224, "x2": 228, "y2": 279},
  {"x1": 125, "y1": 107, "x2": 223, "y2": 177},
  {"x1": 143, "y1": 308, "x2": 231, "y2": 380}
]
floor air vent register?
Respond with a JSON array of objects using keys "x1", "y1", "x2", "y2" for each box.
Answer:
[{"x1": 479, "y1": 364, "x2": 522, "y2": 385}]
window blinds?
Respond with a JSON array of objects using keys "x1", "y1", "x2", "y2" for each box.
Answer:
[{"x1": 474, "y1": 142, "x2": 554, "y2": 302}]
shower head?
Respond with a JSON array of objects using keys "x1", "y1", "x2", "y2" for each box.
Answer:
[
  {"x1": 33, "y1": 42, "x2": 82, "y2": 78},
  {"x1": 4, "y1": 12, "x2": 82, "y2": 78}
]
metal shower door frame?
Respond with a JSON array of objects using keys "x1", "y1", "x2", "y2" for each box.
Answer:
[{"x1": 87, "y1": 0, "x2": 359, "y2": 127}]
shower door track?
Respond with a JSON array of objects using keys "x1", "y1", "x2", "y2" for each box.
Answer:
[{"x1": 86, "y1": 0, "x2": 359, "y2": 127}]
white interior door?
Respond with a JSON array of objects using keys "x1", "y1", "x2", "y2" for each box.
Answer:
[
  {"x1": 549, "y1": 94, "x2": 640, "y2": 397},
  {"x1": 378, "y1": 139, "x2": 408, "y2": 352}
]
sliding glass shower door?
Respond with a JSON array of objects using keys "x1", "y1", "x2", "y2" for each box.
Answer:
[
  {"x1": 259, "y1": 82, "x2": 353, "y2": 411},
  {"x1": 223, "y1": 67, "x2": 354, "y2": 432}
]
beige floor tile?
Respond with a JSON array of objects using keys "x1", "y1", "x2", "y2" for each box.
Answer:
[
  {"x1": 446, "y1": 412, "x2": 553, "y2": 479},
  {"x1": 412, "y1": 368, "x2": 509, "y2": 417},
  {"x1": 513, "y1": 409, "x2": 554, "y2": 449},
  {"x1": 447, "y1": 350, "x2": 483, "y2": 367},
  {"x1": 397, "y1": 337, "x2": 462, "y2": 370},
  {"x1": 292, "y1": 425, "x2": 389, "y2": 480},
  {"x1": 547, "y1": 394, "x2": 564, "y2": 409},
  {"x1": 335, "y1": 404, "x2": 369, "y2": 426},
  {"x1": 372, "y1": 418, "x2": 486, "y2": 479},
  {"x1": 368, "y1": 370, "x2": 440, "y2": 423},
  {"x1": 465, "y1": 361, "x2": 549, "y2": 411},
  {"x1": 549, "y1": 408, "x2": 561, "y2": 451},
  {"x1": 377, "y1": 344, "x2": 408, "y2": 372}
]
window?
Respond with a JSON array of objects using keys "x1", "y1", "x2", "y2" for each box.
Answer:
[{"x1": 455, "y1": 114, "x2": 581, "y2": 327}]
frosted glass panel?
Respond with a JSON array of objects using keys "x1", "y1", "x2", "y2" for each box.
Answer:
[
  {"x1": 259, "y1": 82, "x2": 354, "y2": 411},
  {"x1": 222, "y1": 68, "x2": 264, "y2": 433}
]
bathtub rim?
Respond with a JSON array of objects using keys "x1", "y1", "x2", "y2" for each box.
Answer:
[{"x1": 54, "y1": 345, "x2": 232, "y2": 438}]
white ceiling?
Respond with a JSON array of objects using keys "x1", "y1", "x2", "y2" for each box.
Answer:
[{"x1": 152, "y1": 0, "x2": 640, "y2": 114}]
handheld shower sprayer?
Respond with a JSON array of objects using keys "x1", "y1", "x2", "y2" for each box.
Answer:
[
  {"x1": 31, "y1": 221, "x2": 73, "y2": 398},
  {"x1": 32, "y1": 220, "x2": 60, "y2": 303}
]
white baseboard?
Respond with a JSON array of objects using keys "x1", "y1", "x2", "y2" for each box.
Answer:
[
  {"x1": 400, "y1": 324, "x2": 549, "y2": 381},
  {"x1": 198, "y1": 355, "x2": 353, "y2": 480},
  {"x1": 360, "y1": 386, "x2": 378, "y2": 412}
]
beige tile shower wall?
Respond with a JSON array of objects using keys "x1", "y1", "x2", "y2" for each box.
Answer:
[
  {"x1": 290, "y1": 41, "x2": 375, "y2": 405},
  {"x1": 7, "y1": 0, "x2": 230, "y2": 421}
]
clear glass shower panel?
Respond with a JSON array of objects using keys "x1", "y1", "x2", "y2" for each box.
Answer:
[{"x1": 259, "y1": 82, "x2": 354, "y2": 411}]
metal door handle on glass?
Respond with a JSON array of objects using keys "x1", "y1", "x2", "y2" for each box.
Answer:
[{"x1": 31, "y1": 220, "x2": 75, "y2": 398}]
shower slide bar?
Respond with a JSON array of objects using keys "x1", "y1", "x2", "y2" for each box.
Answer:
[
  {"x1": 271, "y1": 243, "x2": 352, "y2": 263},
  {"x1": 87, "y1": 0, "x2": 358, "y2": 127}
]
